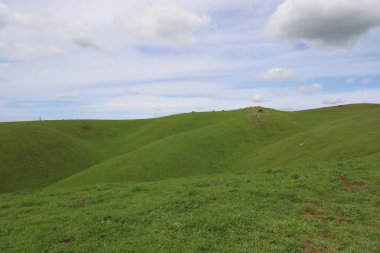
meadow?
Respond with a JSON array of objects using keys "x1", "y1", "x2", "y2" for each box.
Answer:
[{"x1": 0, "y1": 104, "x2": 379, "y2": 252}]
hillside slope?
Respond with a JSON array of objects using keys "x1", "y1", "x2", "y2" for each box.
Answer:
[
  {"x1": 1, "y1": 155, "x2": 379, "y2": 252},
  {"x1": 1, "y1": 104, "x2": 379, "y2": 192},
  {"x1": 0, "y1": 123, "x2": 102, "y2": 192},
  {"x1": 0, "y1": 110, "x2": 244, "y2": 192},
  {"x1": 245, "y1": 104, "x2": 380, "y2": 168},
  {"x1": 50, "y1": 109, "x2": 302, "y2": 188},
  {"x1": 50, "y1": 104, "x2": 380, "y2": 189}
]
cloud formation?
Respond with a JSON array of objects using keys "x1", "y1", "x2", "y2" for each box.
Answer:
[
  {"x1": 323, "y1": 98, "x2": 344, "y2": 105},
  {"x1": 266, "y1": 0, "x2": 380, "y2": 48},
  {"x1": 123, "y1": 3, "x2": 211, "y2": 45},
  {"x1": 0, "y1": 0, "x2": 379, "y2": 121},
  {"x1": 251, "y1": 95, "x2": 270, "y2": 103},
  {"x1": 61, "y1": 25, "x2": 102, "y2": 50},
  {"x1": 6, "y1": 43, "x2": 63, "y2": 61},
  {"x1": 104, "y1": 95, "x2": 215, "y2": 111},
  {"x1": 259, "y1": 67, "x2": 296, "y2": 81},
  {"x1": 0, "y1": 2, "x2": 43, "y2": 29},
  {"x1": 298, "y1": 84, "x2": 323, "y2": 94}
]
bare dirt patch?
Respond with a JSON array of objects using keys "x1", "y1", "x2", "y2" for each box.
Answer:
[
  {"x1": 322, "y1": 236, "x2": 332, "y2": 242},
  {"x1": 306, "y1": 201, "x2": 322, "y2": 211},
  {"x1": 81, "y1": 125, "x2": 92, "y2": 132},
  {"x1": 210, "y1": 179, "x2": 223, "y2": 185},
  {"x1": 304, "y1": 241, "x2": 325, "y2": 253},
  {"x1": 302, "y1": 211, "x2": 324, "y2": 220},
  {"x1": 80, "y1": 197, "x2": 92, "y2": 204},
  {"x1": 335, "y1": 212, "x2": 350, "y2": 226},
  {"x1": 338, "y1": 176, "x2": 367, "y2": 190},
  {"x1": 302, "y1": 201, "x2": 325, "y2": 220},
  {"x1": 58, "y1": 239, "x2": 72, "y2": 245}
]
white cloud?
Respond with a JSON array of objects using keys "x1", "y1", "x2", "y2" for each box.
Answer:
[
  {"x1": 120, "y1": 81, "x2": 230, "y2": 97},
  {"x1": 0, "y1": 64, "x2": 7, "y2": 69},
  {"x1": 61, "y1": 24, "x2": 103, "y2": 50},
  {"x1": 0, "y1": 2, "x2": 44, "y2": 29},
  {"x1": 123, "y1": 90, "x2": 140, "y2": 96},
  {"x1": 323, "y1": 98, "x2": 345, "y2": 105},
  {"x1": 123, "y1": 3, "x2": 211, "y2": 45},
  {"x1": 298, "y1": 84, "x2": 323, "y2": 94},
  {"x1": 251, "y1": 95, "x2": 270, "y2": 103},
  {"x1": 275, "y1": 89, "x2": 291, "y2": 96},
  {"x1": 259, "y1": 67, "x2": 296, "y2": 81},
  {"x1": 259, "y1": 88, "x2": 380, "y2": 111},
  {"x1": 103, "y1": 95, "x2": 215, "y2": 111},
  {"x1": 346, "y1": 78, "x2": 356, "y2": 84},
  {"x1": 362, "y1": 77, "x2": 373, "y2": 83},
  {"x1": 266, "y1": 0, "x2": 380, "y2": 49},
  {"x1": 59, "y1": 93, "x2": 84, "y2": 100},
  {"x1": 7, "y1": 43, "x2": 63, "y2": 61}
]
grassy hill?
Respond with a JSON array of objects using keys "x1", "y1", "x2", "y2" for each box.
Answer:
[
  {"x1": 0, "y1": 104, "x2": 379, "y2": 252},
  {"x1": 0, "y1": 104, "x2": 379, "y2": 192}
]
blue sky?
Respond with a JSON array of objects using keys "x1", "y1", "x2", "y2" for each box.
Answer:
[{"x1": 0, "y1": 0, "x2": 380, "y2": 121}]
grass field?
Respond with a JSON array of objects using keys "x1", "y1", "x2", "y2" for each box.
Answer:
[
  {"x1": 1, "y1": 156, "x2": 379, "y2": 252},
  {"x1": 0, "y1": 104, "x2": 379, "y2": 252}
]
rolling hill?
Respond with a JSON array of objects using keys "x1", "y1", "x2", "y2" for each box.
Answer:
[
  {"x1": 0, "y1": 104, "x2": 379, "y2": 192},
  {"x1": 0, "y1": 104, "x2": 379, "y2": 252}
]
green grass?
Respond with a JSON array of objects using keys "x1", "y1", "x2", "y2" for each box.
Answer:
[
  {"x1": 0, "y1": 104, "x2": 379, "y2": 252},
  {"x1": 1, "y1": 156, "x2": 379, "y2": 252},
  {"x1": 1, "y1": 104, "x2": 379, "y2": 192}
]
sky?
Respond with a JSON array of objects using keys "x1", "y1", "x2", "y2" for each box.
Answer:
[{"x1": 0, "y1": 0, "x2": 380, "y2": 121}]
